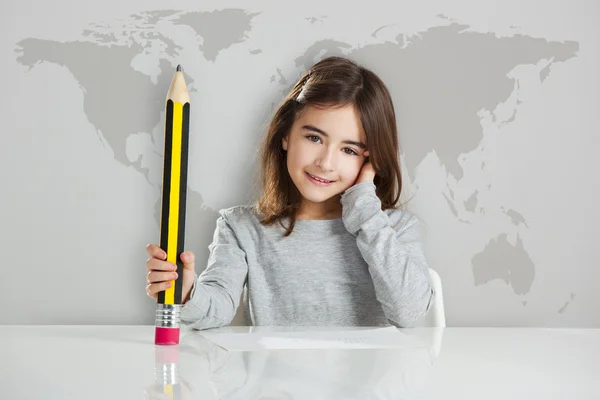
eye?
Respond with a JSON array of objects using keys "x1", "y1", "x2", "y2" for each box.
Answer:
[
  {"x1": 306, "y1": 135, "x2": 321, "y2": 143},
  {"x1": 342, "y1": 148, "x2": 359, "y2": 156}
]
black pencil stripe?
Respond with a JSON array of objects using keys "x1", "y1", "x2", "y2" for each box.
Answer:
[
  {"x1": 175, "y1": 103, "x2": 190, "y2": 304},
  {"x1": 158, "y1": 100, "x2": 174, "y2": 304}
]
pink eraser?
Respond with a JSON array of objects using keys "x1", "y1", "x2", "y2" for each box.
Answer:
[{"x1": 155, "y1": 327, "x2": 180, "y2": 345}]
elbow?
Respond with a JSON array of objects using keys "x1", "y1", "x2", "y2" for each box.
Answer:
[
  {"x1": 181, "y1": 306, "x2": 234, "y2": 331},
  {"x1": 180, "y1": 282, "x2": 239, "y2": 330},
  {"x1": 387, "y1": 284, "x2": 434, "y2": 328},
  {"x1": 204, "y1": 283, "x2": 239, "y2": 324}
]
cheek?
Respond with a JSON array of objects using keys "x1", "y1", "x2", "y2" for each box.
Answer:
[
  {"x1": 286, "y1": 149, "x2": 304, "y2": 175},
  {"x1": 288, "y1": 142, "x2": 313, "y2": 168},
  {"x1": 338, "y1": 158, "x2": 364, "y2": 181}
]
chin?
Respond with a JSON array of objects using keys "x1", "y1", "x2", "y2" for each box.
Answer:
[
  {"x1": 296, "y1": 183, "x2": 346, "y2": 203},
  {"x1": 299, "y1": 191, "x2": 335, "y2": 204}
]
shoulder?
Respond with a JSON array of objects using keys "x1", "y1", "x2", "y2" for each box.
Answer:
[
  {"x1": 216, "y1": 205, "x2": 270, "y2": 240},
  {"x1": 214, "y1": 204, "x2": 270, "y2": 249},
  {"x1": 217, "y1": 205, "x2": 261, "y2": 227}
]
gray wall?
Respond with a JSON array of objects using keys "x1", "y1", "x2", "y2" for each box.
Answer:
[{"x1": 1, "y1": 0, "x2": 598, "y2": 327}]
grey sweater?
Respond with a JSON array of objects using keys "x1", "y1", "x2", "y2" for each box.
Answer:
[{"x1": 180, "y1": 181, "x2": 434, "y2": 330}]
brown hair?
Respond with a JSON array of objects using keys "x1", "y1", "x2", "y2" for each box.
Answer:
[{"x1": 255, "y1": 56, "x2": 403, "y2": 236}]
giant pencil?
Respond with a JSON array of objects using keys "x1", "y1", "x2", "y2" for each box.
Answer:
[{"x1": 155, "y1": 65, "x2": 190, "y2": 346}]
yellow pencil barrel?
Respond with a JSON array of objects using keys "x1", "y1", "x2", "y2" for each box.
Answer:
[{"x1": 158, "y1": 99, "x2": 188, "y2": 305}]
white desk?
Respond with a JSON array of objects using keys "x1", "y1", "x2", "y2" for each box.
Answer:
[{"x1": 1, "y1": 326, "x2": 599, "y2": 399}]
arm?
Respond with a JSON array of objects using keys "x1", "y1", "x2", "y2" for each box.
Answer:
[
  {"x1": 180, "y1": 211, "x2": 248, "y2": 331},
  {"x1": 341, "y1": 181, "x2": 434, "y2": 327}
]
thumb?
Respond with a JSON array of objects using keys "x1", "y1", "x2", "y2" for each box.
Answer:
[{"x1": 180, "y1": 251, "x2": 195, "y2": 270}]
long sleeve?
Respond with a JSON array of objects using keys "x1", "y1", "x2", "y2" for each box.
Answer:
[
  {"x1": 179, "y1": 211, "x2": 248, "y2": 331},
  {"x1": 341, "y1": 181, "x2": 434, "y2": 328}
]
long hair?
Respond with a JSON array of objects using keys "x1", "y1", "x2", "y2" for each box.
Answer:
[{"x1": 256, "y1": 56, "x2": 403, "y2": 236}]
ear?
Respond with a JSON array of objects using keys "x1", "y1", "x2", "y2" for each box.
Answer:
[{"x1": 282, "y1": 136, "x2": 288, "y2": 151}]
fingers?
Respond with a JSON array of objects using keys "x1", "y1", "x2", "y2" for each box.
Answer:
[
  {"x1": 146, "y1": 243, "x2": 166, "y2": 260},
  {"x1": 146, "y1": 281, "x2": 173, "y2": 299},
  {"x1": 145, "y1": 244, "x2": 194, "y2": 300},
  {"x1": 146, "y1": 256, "x2": 177, "y2": 272},
  {"x1": 147, "y1": 270, "x2": 178, "y2": 284},
  {"x1": 146, "y1": 244, "x2": 193, "y2": 271},
  {"x1": 180, "y1": 251, "x2": 195, "y2": 268},
  {"x1": 145, "y1": 283, "x2": 156, "y2": 300}
]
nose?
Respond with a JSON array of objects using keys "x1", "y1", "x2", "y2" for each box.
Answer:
[{"x1": 317, "y1": 146, "x2": 336, "y2": 172}]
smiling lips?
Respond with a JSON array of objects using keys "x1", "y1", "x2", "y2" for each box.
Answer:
[{"x1": 306, "y1": 172, "x2": 335, "y2": 185}]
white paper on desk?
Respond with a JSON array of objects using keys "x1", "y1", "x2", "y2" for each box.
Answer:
[{"x1": 198, "y1": 327, "x2": 422, "y2": 351}]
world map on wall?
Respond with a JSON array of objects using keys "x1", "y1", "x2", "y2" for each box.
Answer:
[{"x1": 14, "y1": 9, "x2": 579, "y2": 302}]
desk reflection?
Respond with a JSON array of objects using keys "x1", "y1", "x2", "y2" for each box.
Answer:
[{"x1": 144, "y1": 327, "x2": 444, "y2": 400}]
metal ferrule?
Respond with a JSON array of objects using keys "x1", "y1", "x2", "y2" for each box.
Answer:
[{"x1": 155, "y1": 304, "x2": 182, "y2": 328}]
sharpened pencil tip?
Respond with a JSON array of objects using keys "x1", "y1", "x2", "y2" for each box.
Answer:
[{"x1": 176, "y1": 64, "x2": 182, "y2": 72}]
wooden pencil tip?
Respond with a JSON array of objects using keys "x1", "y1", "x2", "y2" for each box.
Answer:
[{"x1": 176, "y1": 64, "x2": 182, "y2": 72}]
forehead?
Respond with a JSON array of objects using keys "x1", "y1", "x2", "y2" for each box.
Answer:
[{"x1": 295, "y1": 105, "x2": 366, "y2": 142}]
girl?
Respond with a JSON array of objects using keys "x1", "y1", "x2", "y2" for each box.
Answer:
[{"x1": 145, "y1": 56, "x2": 434, "y2": 329}]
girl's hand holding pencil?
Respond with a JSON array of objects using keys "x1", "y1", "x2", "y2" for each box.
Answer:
[{"x1": 145, "y1": 243, "x2": 195, "y2": 304}]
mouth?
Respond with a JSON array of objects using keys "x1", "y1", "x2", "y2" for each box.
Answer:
[{"x1": 305, "y1": 172, "x2": 335, "y2": 186}]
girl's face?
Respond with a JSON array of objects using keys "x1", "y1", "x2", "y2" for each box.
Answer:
[{"x1": 282, "y1": 104, "x2": 369, "y2": 207}]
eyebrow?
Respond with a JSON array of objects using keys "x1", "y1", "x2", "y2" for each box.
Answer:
[{"x1": 301, "y1": 125, "x2": 366, "y2": 149}]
